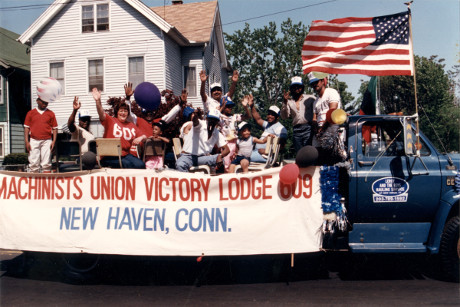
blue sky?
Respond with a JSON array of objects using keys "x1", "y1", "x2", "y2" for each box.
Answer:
[{"x1": 1, "y1": 0, "x2": 459, "y2": 98}]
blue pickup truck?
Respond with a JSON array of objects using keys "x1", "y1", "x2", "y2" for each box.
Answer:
[{"x1": 326, "y1": 114, "x2": 459, "y2": 282}]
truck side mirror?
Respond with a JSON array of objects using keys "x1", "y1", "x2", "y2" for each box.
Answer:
[{"x1": 403, "y1": 117, "x2": 417, "y2": 156}]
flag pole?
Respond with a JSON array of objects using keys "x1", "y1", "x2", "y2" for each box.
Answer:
[{"x1": 407, "y1": 2, "x2": 421, "y2": 156}]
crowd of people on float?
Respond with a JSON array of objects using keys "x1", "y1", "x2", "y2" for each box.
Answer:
[{"x1": 24, "y1": 70, "x2": 342, "y2": 173}]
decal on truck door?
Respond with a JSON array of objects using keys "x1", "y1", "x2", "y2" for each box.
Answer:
[{"x1": 372, "y1": 177, "x2": 409, "y2": 203}]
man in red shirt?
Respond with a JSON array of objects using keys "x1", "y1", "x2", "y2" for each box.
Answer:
[{"x1": 24, "y1": 96, "x2": 58, "y2": 173}]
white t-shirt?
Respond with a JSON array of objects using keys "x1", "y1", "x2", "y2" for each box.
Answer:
[
  {"x1": 204, "y1": 97, "x2": 220, "y2": 115},
  {"x1": 254, "y1": 121, "x2": 287, "y2": 150},
  {"x1": 181, "y1": 120, "x2": 227, "y2": 156},
  {"x1": 70, "y1": 125, "x2": 95, "y2": 153},
  {"x1": 314, "y1": 88, "x2": 341, "y2": 127},
  {"x1": 237, "y1": 136, "x2": 254, "y2": 158}
]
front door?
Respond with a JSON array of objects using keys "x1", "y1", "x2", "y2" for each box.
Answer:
[{"x1": 352, "y1": 117, "x2": 441, "y2": 224}]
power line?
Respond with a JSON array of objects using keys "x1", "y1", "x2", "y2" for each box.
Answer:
[{"x1": 221, "y1": 0, "x2": 337, "y2": 28}]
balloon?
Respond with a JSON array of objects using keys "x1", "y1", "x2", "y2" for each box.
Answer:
[
  {"x1": 134, "y1": 82, "x2": 161, "y2": 111},
  {"x1": 197, "y1": 256, "x2": 203, "y2": 262},
  {"x1": 36, "y1": 77, "x2": 62, "y2": 103},
  {"x1": 331, "y1": 109, "x2": 347, "y2": 125},
  {"x1": 81, "y1": 151, "x2": 97, "y2": 170},
  {"x1": 279, "y1": 163, "x2": 300, "y2": 185},
  {"x1": 295, "y1": 146, "x2": 318, "y2": 167}
]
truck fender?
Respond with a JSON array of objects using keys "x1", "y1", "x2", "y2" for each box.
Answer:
[{"x1": 426, "y1": 191, "x2": 460, "y2": 253}]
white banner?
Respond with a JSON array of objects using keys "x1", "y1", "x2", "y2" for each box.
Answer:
[{"x1": 0, "y1": 167, "x2": 323, "y2": 256}]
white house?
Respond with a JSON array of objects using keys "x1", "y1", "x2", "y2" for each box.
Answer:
[{"x1": 18, "y1": 0, "x2": 231, "y2": 135}]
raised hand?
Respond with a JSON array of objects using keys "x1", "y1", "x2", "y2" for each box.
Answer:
[
  {"x1": 241, "y1": 95, "x2": 248, "y2": 107},
  {"x1": 283, "y1": 90, "x2": 290, "y2": 103},
  {"x1": 232, "y1": 70, "x2": 239, "y2": 82},
  {"x1": 180, "y1": 89, "x2": 188, "y2": 106},
  {"x1": 124, "y1": 82, "x2": 134, "y2": 98},
  {"x1": 247, "y1": 94, "x2": 254, "y2": 107},
  {"x1": 73, "y1": 96, "x2": 81, "y2": 110},
  {"x1": 199, "y1": 70, "x2": 208, "y2": 82},
  {"x1": 92, "y1": 87, "x2": 101, "y2": 102}
]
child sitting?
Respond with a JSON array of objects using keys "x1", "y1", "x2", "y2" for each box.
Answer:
[
  {"x1": 229, "y1": 122, "x2": 267, "y2": 173},
  {"x1": 145, "y1": 121, "x2": 170, "y2": 170}
]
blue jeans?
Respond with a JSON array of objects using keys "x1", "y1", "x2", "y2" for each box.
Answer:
[
  {"x1": 250, "y1": 149, "x2": 267, "y2": 163},
  {"x1": 176, "y1": 153, "x2": 218, "y2": 172},
  {"x1": 101, "y1": 154, "x2": 145, "y2": 169},
  {"x1": 293, "y1": 123, "x2": 312, "y2": 152}
]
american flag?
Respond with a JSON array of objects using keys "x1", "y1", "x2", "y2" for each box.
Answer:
[{"x1": 302, "y1": 11, "x2": 413, "y2": 76}]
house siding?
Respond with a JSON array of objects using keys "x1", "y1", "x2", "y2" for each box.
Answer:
[
  {"x1": 30, "y1": 0, "x2": 166, "y2": 127},
  {"x1": 203, "y1": 30, "x2": 229, "y2": 96},
  {"x1": 164, "y1": 34, "x2": 182, "y2": 94},
  {"x1": 10, "y1": 124, "x2": 25, "y2": 153}
]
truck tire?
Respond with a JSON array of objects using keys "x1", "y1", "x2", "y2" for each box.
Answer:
[
  {"x1": 440, "y1": 216, "x2": 460, "y2": 282},
  {"x1": 60, "y1": 253, "x2": 101, "y2": 284}
]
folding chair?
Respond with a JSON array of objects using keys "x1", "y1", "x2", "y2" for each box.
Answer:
[
  {"x1": 143, "y1": 138, "x2": 167, "y2": 167},
  {"x1": 235, "y1": 136, "x2": 281, "y2": 173},
  {"x1": 172, "y1": 138, "x2": 211, "y2": 174},
  {"x1": 95, "y1": 138, "x2": 123, "y2": 168},
  {"x1": 56, "y1": 140, "x2": 82, "y2": 173}
]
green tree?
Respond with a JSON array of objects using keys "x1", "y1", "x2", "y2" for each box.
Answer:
[
  {"x1": 225, "y1": 19, "x2": 308, "y2": 110},
  {"x1": 225, "y1": 19, "x2": 354, "y2": 157},
  {"x1": 363, "y1": 55, "x2": 460, "y2": 152},
  {"x1": 328, "y1": 75, "x2": 355, "y2": 113}
]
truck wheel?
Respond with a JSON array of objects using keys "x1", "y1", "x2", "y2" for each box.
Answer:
[
  {"x1": 60, "y1": 253, "x2": 101, "y2": 284},
  {"x1": 440, "y1": 216, "x2": 460, "y2": 282}
]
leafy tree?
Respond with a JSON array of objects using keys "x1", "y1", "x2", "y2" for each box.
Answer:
[
  {"x1": 225, "y1": 19, "x2": 308, "y2": 109},
  {"x1": 225, "y1": 19, "x2": 354, "y2": 157},
  {"x1": 357, "y1": 55, "x2": 459, "y2": 152},
  {"x1": 328, "y1": 75, "x2": 355, "y2": 113}
]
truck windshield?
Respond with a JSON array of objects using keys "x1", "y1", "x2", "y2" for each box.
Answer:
[{"x1": 362, "y1": 121, "x2": 430, "y2": 157}]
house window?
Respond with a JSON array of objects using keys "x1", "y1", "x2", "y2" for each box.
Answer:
[
  {"x1": 50, "y1": 62, "x2": 65, "y2": 94},
  {"x1": 184, "y1": 66, "x2": 196, "y2": 97},
  {"x1": 97, "y1": 4, "x2": 109, "y2": 31},
  {"x1": 82, "y1": 3, "x2": 109, "y2": 33},
  {"x1": 88, "y1": 59, "x2": 104, "y2": 91},
  {"x1": 128, "y1": 57, "x2": 144, "y2": 89},
  {"x1": 0, "y1": 126, "x2": 3, "y2": 157}
]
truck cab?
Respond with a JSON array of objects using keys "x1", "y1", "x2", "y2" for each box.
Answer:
[{"x1": 335, "y1": 115, "x2": 459, "y2": 280}]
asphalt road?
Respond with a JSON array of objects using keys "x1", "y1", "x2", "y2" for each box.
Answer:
[{"x1": 1, "y1": 250, "x2": 459, "y2": 306}]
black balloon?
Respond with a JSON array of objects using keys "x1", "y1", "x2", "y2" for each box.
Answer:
[
  {"x1": 295, "y1": 145, "x2": 318, "y2": 167},
  {"x1": 81, "y1": 151, "x2": 97, "y2": 170}
]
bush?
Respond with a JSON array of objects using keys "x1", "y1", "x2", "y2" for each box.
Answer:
[{"x1": 3, "y1": 153, "x2": 29, "y2": 165}]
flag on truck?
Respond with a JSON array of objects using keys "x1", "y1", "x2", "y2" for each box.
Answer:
[
  {"x1": 302, "y1": 11, "x2": 414, "y2": 76},
  {"x1": 360, "y1": 76, "x2": 378, "y2": 115}
]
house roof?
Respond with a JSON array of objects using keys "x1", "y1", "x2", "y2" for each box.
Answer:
[
  {"x1": 0, "y1": 27, "x2": 30, "y2": 71},
  {"x1": 18, "y1": 0, "x2": 187, "y2": 45},
  {"x1": 151, "y1": 1, "x2": 218, "y2": 44}
]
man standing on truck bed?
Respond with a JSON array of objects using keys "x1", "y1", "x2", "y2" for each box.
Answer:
[
  {"x1": 309, "y1": 71, "x2": 341, "y2": 134},
  {"x1": 309, "y1": 71, "x2": 345, "y2": 164}
]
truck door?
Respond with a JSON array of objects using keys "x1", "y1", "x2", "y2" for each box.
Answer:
[{"x1": 353, "y1": 117, "x2": 442, "y2": 223}]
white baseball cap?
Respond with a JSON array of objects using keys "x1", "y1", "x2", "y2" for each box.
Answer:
[
  {"x1": 238, "y1": 121, "x2": 251, "y2": 131},
  {"x1": 268, "y1": 105, "x2": 280, "y2": 116},
  {"x1": 210, "y1": 82, "x2": 222, "y2": 92},
  {"x1": 308, "y1": 71, "x2": 329, "y2": 84},
  {"x1": 290, "y1": 76, "x2": 303, "y2": 86},
  {"x1": 79, "y1": 110, "x2": 91, "y2": 118}
]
